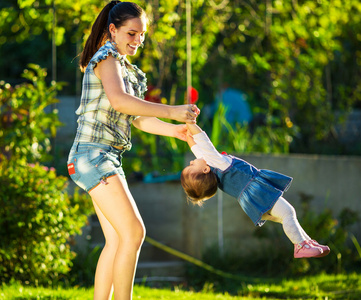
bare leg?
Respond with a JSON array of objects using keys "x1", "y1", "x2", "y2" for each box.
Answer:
[
  {"x1": 92, "y1": 199, "x2": 118, "y2": 300},
  {"x1": 89, "y1": 175, "x2": 145, "y2": 300}
]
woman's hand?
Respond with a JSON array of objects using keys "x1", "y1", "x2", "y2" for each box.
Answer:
[
  {"x1": 173, "y1": 124, "x2": 188, "y2": 141},
  {"x1": 185, "y1": 128, "x2": 196, "y2": 147},
  {"x1": 170, "y1": 104, "x2": 200, "y2": 123}
]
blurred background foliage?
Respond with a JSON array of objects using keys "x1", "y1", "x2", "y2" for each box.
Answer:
[
  {"x1": 1, "y1": 0, "x2": 361, "y2": 168},
  {"x1": 0, "y1": 64, "x2": 63, "y2": 163}
]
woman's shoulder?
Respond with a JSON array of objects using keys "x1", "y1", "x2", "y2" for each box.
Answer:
[{"x1": 87, "y1": 41, "x2": 125, "y2": 70}]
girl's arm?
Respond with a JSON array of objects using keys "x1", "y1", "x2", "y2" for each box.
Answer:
[
  {"x1": 186, "y1": 123, "x2": 232, "y2": 170},
  {"x1": 132, "y1": 116, "x2": 188, "y2": 141},
  {"x1": 95, "y1": 56, "x2": 198, "y2": 123},
  {"x1": 186, "y1": 123, "x2": 203, "y2": 135}
]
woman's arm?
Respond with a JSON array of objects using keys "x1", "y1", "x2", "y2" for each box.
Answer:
[
  {"x1": 95, "y1": 56, "x2": 198, "y2": 123},
  {"x1": 132, "y1": 117, "x2": 188, "y2": 141}
]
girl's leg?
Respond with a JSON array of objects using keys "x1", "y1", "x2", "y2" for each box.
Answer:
[
  {"x1": 89, "y1": 175, "x2": 145, "y2": 300},
  {"x1": 262, "y1": 196, "x2": 307, "y2": 244},
  {"x1": 262, "y1": 197, "x2": 327, "y2": 258}
]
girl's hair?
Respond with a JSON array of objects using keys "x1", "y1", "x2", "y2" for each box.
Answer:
[
  {"x1": 180, "y1": 168, "x2": 218, "y2": 205},
  {"x1": 79, "y1": 1, "x2": 146, "y2": 71}
]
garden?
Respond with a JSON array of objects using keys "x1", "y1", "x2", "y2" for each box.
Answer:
[{"x1": 1, "y1": 0, "x2": 361, "y2": 299}]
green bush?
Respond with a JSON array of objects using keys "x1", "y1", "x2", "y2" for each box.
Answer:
[
  {"x1": 0, "y1": 158, "x2": 92, "y2": 286},
  {"x1": 0, "y1": 64, "x2": 63, "y2": 163}
]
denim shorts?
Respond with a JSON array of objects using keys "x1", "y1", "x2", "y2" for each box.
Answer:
[{"x1": 67, "y1": 142, "x2": 125, "y2": 193}]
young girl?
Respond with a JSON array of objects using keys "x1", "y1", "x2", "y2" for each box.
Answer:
[
  {"x1": 181, "y1": 123, "x2": 330, "y2": 259},
  {"x1": 67, "y1": 2, "x2": 199, "y2": 300}
]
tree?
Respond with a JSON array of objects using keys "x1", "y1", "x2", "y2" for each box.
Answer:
[
  {"x1": 1, "y1": 0, "x2": 361, "y2": 155},
  {"x1": 198, "y1": 1, "x2": 361, "y2": 154},
  {"x1": 0, "y1": 0, "x2": 226, "y2": 97}
]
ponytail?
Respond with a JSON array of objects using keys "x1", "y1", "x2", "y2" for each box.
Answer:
[
  {"x1": 79, "y1": 1, "x2": 120, "y2": 72},
  {"x1": 79, "y1": 1, "x2": 146, "y2": 72}
]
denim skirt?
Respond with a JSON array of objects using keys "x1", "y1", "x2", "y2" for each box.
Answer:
[
  {"x1": 67, "y1": 142, "x2": 125, "y2": 192},
  {"x1": 212, "y1": 157, "x2": 293, "y2": 227}
]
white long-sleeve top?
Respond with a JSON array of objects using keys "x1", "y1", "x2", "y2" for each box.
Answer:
[{"x1": 190, "y1": 131, "x2": 232, "y2": 171}]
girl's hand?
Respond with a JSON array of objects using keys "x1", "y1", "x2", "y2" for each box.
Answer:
[{"x1": 171, "y1": 104, "x2": 199, "y2": 123}]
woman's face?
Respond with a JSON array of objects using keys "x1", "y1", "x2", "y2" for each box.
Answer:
[{"x1": 109, "y1": 16, "x2": 147, "y2": 56}]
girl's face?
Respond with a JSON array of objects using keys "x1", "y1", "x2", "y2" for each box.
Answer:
[
  {"x1": 109, "y1": 16, "x2": 147, "y2": 56},
  {"x1": 185, "y1": 158, "x2": 210, "y2": 174}
]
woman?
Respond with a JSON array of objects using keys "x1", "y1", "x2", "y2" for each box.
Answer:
[{"x1": 67, "y1": 2, "x2": 199, "y2": 299}]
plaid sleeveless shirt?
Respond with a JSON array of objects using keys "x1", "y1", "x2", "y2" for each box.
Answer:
[{"x1": 74, "y1": 41, "x2": 147, "y2": 150}]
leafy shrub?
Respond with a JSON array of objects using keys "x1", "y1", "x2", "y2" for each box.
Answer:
[
  {"x1": 0, "y1": 158, "x2": 92, "y2": 286},
  {"x1": 0, "y1": 64, "x2": 63, "y2": 162}
]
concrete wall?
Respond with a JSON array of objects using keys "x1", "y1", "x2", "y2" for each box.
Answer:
[{"x1": 129, "y1": 153, "x2": 361, "y2": 259}]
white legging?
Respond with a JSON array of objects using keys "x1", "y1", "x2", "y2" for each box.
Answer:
[{"x1": 261, "y1": 197, "x2": 310, "y2": 244}]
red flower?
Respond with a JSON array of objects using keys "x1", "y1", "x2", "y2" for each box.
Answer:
[{"x1": 187, "y1": 86, "x2": 199, "y2": 104}]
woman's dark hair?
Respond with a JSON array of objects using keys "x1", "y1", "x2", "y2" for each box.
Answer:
[{"x1": 79, "y1": 1, "x2": 146, "y2": 71}]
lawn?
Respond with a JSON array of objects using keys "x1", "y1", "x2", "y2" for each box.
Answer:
[{"x1": 0, "y1": 273, "x2": 360, "y2": 299}]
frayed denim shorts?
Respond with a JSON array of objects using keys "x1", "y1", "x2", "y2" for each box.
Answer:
[{"x1": 67, "y1": 142, "x2": 125, "y2": 193}]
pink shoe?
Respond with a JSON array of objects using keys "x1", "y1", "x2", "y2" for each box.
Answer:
[
  {"x1": 309, "y1": 240, "x2": 330, "y2": 257},
  {"x1": 294, "y1": 241, "x2": 323, "y2": 258}
]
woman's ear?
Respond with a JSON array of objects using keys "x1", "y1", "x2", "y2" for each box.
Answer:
[
  {"x1": 203, "y1": 165, "x2": 211, "y2": 174},
  {"x1": 109, "y1": 23, "x2": 116, "y2": 37}
]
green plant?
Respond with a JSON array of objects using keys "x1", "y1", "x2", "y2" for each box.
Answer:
[
  {"x1": 0, "y1": 158, "x2": 92, "y2": 286},
  {"x1": 0, "y1": 64, "x2": 63, "y2": 163},
  {"x1": 209, "y1": 103, "x2": 296, "y2": 154},
  {"x1": 69, "y1": 245, "x2": 102, "y2": 287}
]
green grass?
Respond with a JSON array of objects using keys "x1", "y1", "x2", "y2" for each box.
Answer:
[{"x1": 1, "y1": 273, "x2": 360, "y2": 299}]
